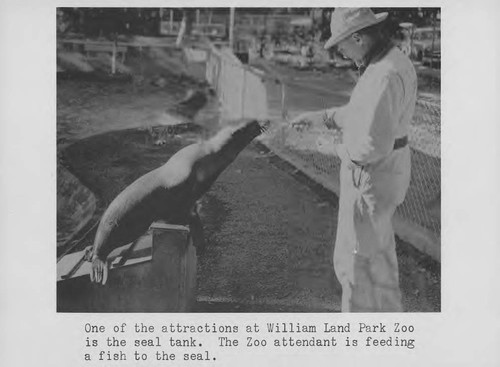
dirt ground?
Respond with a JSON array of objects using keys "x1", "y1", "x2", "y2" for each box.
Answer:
[{"x1": 57, "y1": 51, "x2": 440, "y2": 312}]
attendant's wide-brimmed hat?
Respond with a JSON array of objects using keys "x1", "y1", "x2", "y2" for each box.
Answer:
[{"x1": 324, "y1": 8, "x2": 388, "y2": 49}]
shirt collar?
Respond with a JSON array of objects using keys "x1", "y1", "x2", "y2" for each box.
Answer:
[{"x1": 357, "y1": 41, "x2": 393, "y2": 76}]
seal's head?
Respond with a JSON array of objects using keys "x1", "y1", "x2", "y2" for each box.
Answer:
[
  {"x1": 204, "y1": 120, "x2": 268, "y2": 155},
  {"x1": 193, "y1": 120, "x2": 268, "y2": 186}
]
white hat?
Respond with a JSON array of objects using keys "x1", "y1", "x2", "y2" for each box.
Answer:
[{"x1": 324, "y1": 8, "x2": 388, "y2": 49}]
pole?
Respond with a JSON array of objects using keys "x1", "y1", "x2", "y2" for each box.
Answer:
[
  {"x1": 169, "y1": 9, "x2": 173, "y2": 33},
  {"x1": 158, "y1": 8, "x2": 164, "y2": 35},
  {"x1": 176, "y1": 11, "x2": 187, "y2": 47},
  {"x1": 111, "y1": 36, "x2": 117, "y2": 75},
  {"x1": 229, "y1": 7, "x2": 235, "y2": 50},
  {"x1": 430, "y1": 14, "x2": 436, "y2": 69}
]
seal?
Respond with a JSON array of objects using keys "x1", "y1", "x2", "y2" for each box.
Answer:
[{"x1": 89, "y1": 119, "x2": 269, "y2": 283}]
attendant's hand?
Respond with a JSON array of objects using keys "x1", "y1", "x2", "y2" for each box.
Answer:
[
  {"x1": 290, "y1": 110, "x2": 330, "y2": 132},
  {"x1": 323, "y1": 112, "x2": 338, "y2": 130}
]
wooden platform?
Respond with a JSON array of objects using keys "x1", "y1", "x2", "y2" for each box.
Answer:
[{"x1": 57, "y1": 222, "x2": 197, "y2": 312}]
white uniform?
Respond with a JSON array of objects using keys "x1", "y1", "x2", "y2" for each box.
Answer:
[{"x1": 332, "y1": 47, "x2": 417, "y2": 312}]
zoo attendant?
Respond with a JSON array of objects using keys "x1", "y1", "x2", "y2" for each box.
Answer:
[{"x1": 292, "y1": 8, "x2": 417, "y2": 312}]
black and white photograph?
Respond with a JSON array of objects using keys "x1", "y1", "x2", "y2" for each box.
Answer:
[
  {"x1": 56, "y1": 7, "x2": 441, "y2": 313},
  {"x1": 57, "y1": 8, "x2": 441, "y2": 312},
  {"x1": 2, "y1": 1, "x2": 500, "y2": 366}
]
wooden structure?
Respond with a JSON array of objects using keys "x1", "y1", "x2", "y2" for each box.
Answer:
[
  {"x1": 57, "y1": 222, "x2": 197, "y2": 312},
  {"x1": 84, "y1": 41, "x2": 127, "y2": 74},
  {"x1": 84, "y1": 42, "x2": 127, "y2": 62}
]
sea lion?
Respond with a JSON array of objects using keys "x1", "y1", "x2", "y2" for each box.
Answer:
[{"x1": 89, "y1": 119, "x2": 269, "y2": 283}]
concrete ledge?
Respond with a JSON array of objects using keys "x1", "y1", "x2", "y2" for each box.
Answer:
[{"x1": 393, "y1": 216, "x2": 440, "y2": 261}]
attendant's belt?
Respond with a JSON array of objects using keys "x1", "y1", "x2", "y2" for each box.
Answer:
[
  {"x1": 393, "y1": 135, "x2": 408, "y2": 150},
  {"x1": 350, "y1": 136, "x2": 409, "y2": 167}
]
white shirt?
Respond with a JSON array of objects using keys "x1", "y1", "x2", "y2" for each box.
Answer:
[{"x1": 333, "y1": 47, "x2": 417, "y2": 166}]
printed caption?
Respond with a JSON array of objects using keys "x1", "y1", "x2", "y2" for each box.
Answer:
[{"x1": 83, "y1": 321, "x2": 416, "y2": 363}]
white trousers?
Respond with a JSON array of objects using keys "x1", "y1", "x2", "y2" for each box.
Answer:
[{"x1": 333, "y1": 147, "x2": 411, "y2": 312}]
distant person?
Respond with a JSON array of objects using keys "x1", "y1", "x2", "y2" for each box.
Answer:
[
  {"x1": 300, "y1": 43, "x2": 309, "y2": 57},
  {"x1": 306, "y1": 42, "x2": 315, "y2": 61},
  {"x1": 259, "y1": 34, "x2": 266, "y2": 58},
  {"x1": 385, "y1": 19, "x2": 412, "y2": 56},
  {"x1": 291, "y1": 8, "x2": 417, "y2": 312},
  {"x1": 394, "y1": 29, "x2": 411, "y2": 57}
]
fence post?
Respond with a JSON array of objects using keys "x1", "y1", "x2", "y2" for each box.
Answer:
[
  {"x1": 111, "y1": 39, "x2": 117, "y2": 74},
  {"x1": 241, "y1": 69, "x2": 247, "y2": 118},
  {"x1": 229, "y1": 8, "x2": 235, "y2": 50}
]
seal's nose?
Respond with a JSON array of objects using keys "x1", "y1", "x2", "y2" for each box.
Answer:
[{"x1": 260, "y1": 120, "x2": 271, "y2": 133}]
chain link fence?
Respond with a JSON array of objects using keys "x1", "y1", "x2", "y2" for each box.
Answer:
[{"x1": 205, "y1": 46, "x2": 441, "y2": 260}]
